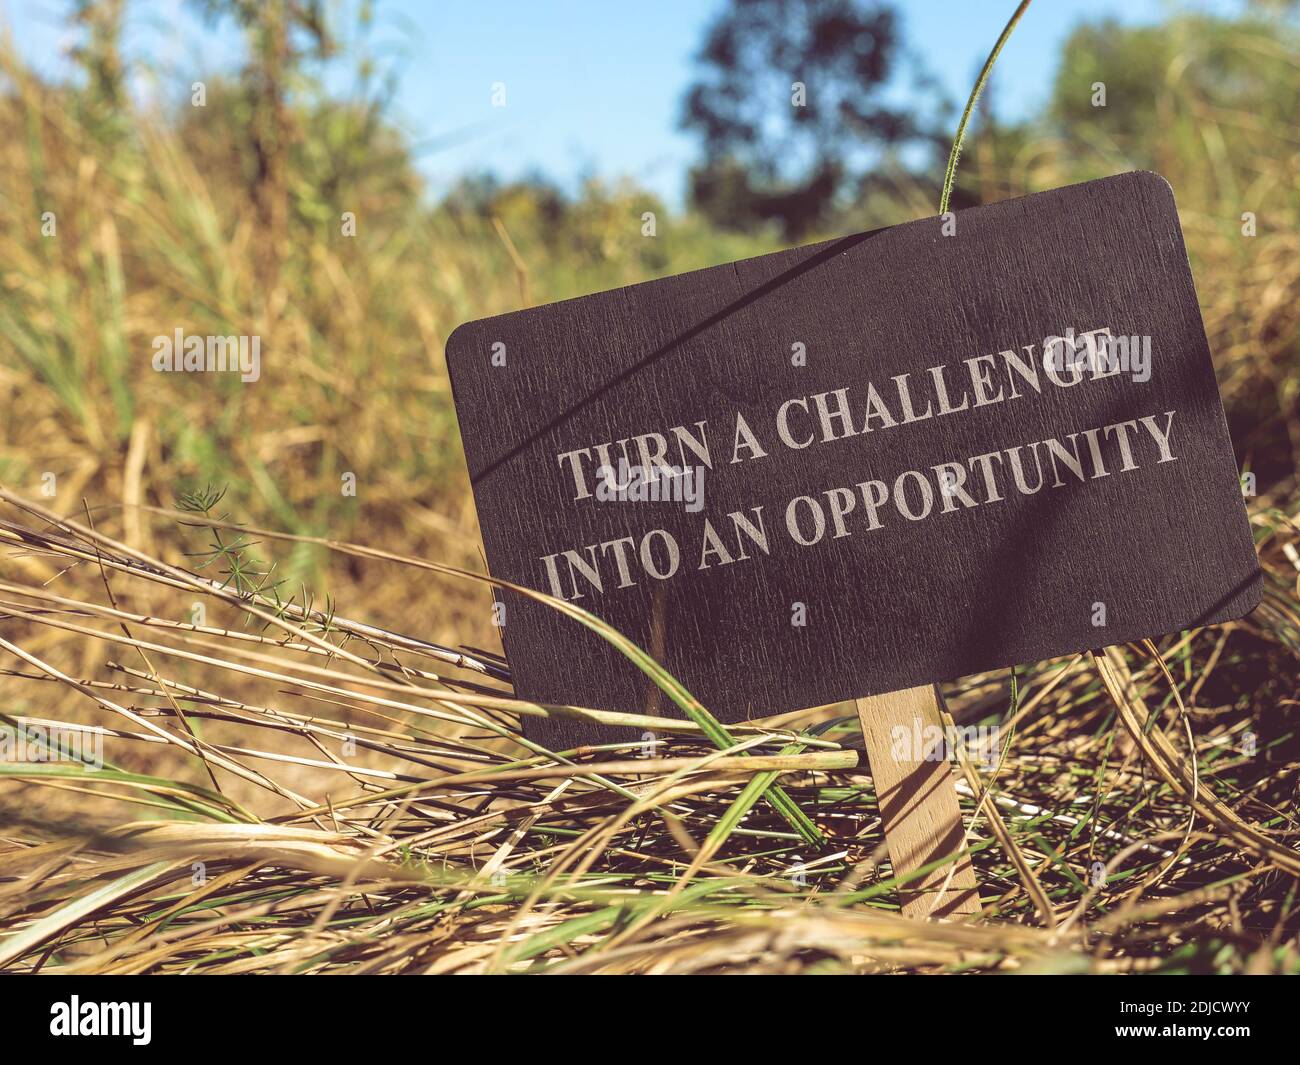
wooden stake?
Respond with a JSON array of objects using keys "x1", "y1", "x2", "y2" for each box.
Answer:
[{"x1": 855, "y1": 685, "x2": 980, "y2": 919}]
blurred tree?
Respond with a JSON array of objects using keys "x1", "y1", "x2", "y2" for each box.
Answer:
[
  {"x1": 439, "y1": 173, "x2": 674, "y2": 275},
  {"x1": 175, "y1": 84, "x2": 423, "y2": 237},
  {"x1": 1049, "y1": 14, "x2": 1300, "y2": 175},
  {"x1": 189, "y1": 0, "x2": 334, "y2": 284},
  {"x1": 680, "y1": 0, "x2": 939, "y2": 237},
  {"x1": 69, "y1": 0, "x2": 125, "y2": 111},
  {"x1": 442, "y1": 172, "x2": 567, "y2": 232}
]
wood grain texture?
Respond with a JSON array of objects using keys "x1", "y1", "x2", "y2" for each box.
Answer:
[
  {"x1": 855, "y1": 686, "x2": 980, "y2": 919},
  {"x1": 445, "y1": 172, "x2": 1260, "y2": 749}
]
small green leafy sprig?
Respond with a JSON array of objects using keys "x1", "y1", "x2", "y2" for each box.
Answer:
[{"x1": 173, "y1": 484, "x2": 337, "y2": 636}]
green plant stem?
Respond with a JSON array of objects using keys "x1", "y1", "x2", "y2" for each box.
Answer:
[{"x1": 939, "y1": 0, "x2": 1033, "y2": 216}]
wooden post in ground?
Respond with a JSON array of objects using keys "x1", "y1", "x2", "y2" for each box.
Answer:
[{"x1": 855, "y1": 685, "x2": 980, "y2": 919}]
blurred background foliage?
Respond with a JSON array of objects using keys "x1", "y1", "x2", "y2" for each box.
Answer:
[{"x1": 1, "y1": 0, "x2": 1297, "y2": 639}]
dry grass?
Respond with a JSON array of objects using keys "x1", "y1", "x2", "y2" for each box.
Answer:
[{"x1": 0, "y1": 484, "x2": 1297, "y2": 973}]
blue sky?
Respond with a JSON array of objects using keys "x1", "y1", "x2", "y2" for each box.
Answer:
[{"x1": 4, "y1": 0, "x2": 1237, "y2": 205}]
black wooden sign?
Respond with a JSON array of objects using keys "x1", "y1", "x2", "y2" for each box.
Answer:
[{"x1": 446, "y1": 172, "x2": 1260, "y2": 748}]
